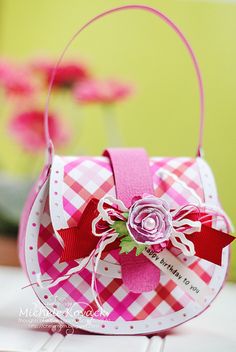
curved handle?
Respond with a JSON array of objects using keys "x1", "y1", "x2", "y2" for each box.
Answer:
[{"x1": 44, "y1": 4, "x2": 205, "y2": 159}]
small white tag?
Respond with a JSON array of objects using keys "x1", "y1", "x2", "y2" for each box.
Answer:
[{"x1": 143, "y1": 247, "x2": 212, "y2": 306}]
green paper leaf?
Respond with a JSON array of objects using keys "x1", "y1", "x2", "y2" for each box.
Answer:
[
  {"x1": 111, "y1": 219, "x2": 146, "y2": 256},
  {"x1": 111, "y1": 220, "x2": 129, "y2": 237},
  {"x1": 119, "y1": 237, "x2": 137, "y2": 254},
  {"x1": 119, "y1": 235, "x2": 146, "y2": 256},
  {"x1": 123, "y1": 212, "x2": 129, "y2": 219},
  {"x1": 135, "y1": 245, "x2": 146, "y2": 256}
]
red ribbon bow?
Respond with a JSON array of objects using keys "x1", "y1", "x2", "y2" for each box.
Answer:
[{"x1": 58, "y1": 198, "x2": 234, "y2": 266}]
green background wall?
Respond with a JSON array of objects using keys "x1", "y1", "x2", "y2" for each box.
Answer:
[{"x1": 1, "y1": 0, "x2": 236, "y2": 277}]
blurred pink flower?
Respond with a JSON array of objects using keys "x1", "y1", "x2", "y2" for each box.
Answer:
[
  {"x1": 73, "y1": 79, "x2": 133, "y2": 104},
  {"x1": 32, "y1": 59, "x2": 89, "y2": 89},
  {"x1": 9, "y1": 110, "x2": 69, "y2": 152},
  {"x1": 0, "y1": 59, "x2": 34, "y2": 97}
]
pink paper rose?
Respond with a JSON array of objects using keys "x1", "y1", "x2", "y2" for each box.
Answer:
[{"x1": 127, "y1": 196, "x2": 172, "y2": 248}]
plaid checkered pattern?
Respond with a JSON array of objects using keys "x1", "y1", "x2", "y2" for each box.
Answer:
[{"x1": 37, "y1": 156, "x2": 215, "y2": 322}]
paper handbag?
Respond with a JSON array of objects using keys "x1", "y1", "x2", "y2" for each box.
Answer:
[{"x1": 18, "y1": 5, "x2": 235, "y2": 335}]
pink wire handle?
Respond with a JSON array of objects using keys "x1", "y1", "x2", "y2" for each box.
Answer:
[{"x1": 44, "y1": 4, "x2": 205, "y2": 159}]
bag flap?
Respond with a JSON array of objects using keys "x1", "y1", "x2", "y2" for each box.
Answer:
[{"x1": 49, "y1": 154, "x2": 207, "y2": 245}]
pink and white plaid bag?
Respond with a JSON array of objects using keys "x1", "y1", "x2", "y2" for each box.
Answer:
[{"x1": 19, "y1": 5, "x2": 234, "y2": 335}]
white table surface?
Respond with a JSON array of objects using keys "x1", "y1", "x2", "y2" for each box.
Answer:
[{"x1": 0, "y1": 266, "x2": 235, "y2": 352}]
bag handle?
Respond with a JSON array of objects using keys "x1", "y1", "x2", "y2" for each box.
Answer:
[{"x1": 44, "y1": 4, "x2": 205, "y2": 160}]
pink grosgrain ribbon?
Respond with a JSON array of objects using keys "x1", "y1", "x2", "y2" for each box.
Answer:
[{"x1": 103, "y1": 148, "x2": 161, "y2": 292}]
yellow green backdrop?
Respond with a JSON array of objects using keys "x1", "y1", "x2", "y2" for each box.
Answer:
[{"x1": 1, "y1": 0, "x2": 236, "y2": 278}]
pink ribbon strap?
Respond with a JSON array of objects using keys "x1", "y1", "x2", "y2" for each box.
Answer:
[
  {"x1": 104, "y1": 148, "x2": 161, "y2": 293},
  {"x1": 44, "y1": 4, "x2": 205, "y2": 159},
  {"x1": 103, "y1": 148, "x2": 153, "y2": 208}
]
